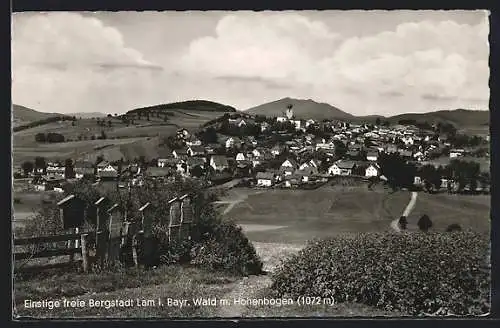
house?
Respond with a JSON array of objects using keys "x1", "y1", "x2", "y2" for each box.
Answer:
[
  {"x1": 398, "y1": 150, "x2": 413, "y2": 159},
  {"x1": 236, "y1": 152, "x2": 246, "y2": 161},
  {"x1": 146, "y1": 167, "x2": 174, "y2": 180},
  {"x1": 46, "y1": 162, "x2": 65, "y2": 175},
  {"x1": 366, "y1": 151, "x2": 378, "y2": 162},
  {"x1": 276, "y1": 116, "x2": 288, "y2": 123},
  {"x1": 74, "y1": 161, "x2": 95, "y2": 179},
  {"x1": 328, "y1": 161, "x2": 356, "y2": 176},
  {"x1": 385, "y1": 144, "x2": 399, "y2": 154},
  {"x1": 96, "y1": 161, "x2": 117, "y2": 173},
  {"x1": 260, "y1": 122, "x2": 270, "y2": 132},
  {"x1": 293, "y1": 120, "x2": 302, "y2": 130},
  {"x1": 185, "y1": 135, "x2": 202, "y2": 147},
  {"x1": 187, "y1": 157, "x2": 206, "y2": 170},
  {"x1": 283, "y1": 174, "x2": 301, "y2": 188},
  {"x1": 256, "y1": 172, "x2": 275, "y2": 187},
  {"x1": 224, "y1": 136, "x2": 242, "y2": 149},
  {"x1": 158, "y1": 157, "x2": 175, "y2": 168},
  {"x1": 98, "y1": 169, "x2": 118, "y2": 180},
  {"x1": 315, "y1": 142, "x2": 335, "y2": 151},
  {"x1": 187, "y1": 145, "x2": 205, "y2": 157},
  {"x1": 172, "y1": 147, "x2": 189, "y2": 159},
  {"x1": 305, "y1": 119, "x2": 316, "y2": 128},
  {"x1": 210, "y1": 155, "x2": 230, "y2": 172},
  {"x1": 280, "y1": 158, "x2": 299, "y2": 176},
  {"x1": 176, "y1": 128, "x2": 190, "y2": 139},
  {"x1": 33, "y1": 174, "x2": 66, "y2": 191},
  {"x1": 365, "y1": 163, "x2": 381, "y2": 177},
  {"x1": 271, "y1": 144, "x2": 285, "y2": 156},
  {"x1": 449, "y1": 149, "x2": 465, "y2": 158},
  {"x1": 402, "y1": 136, "x2": 414, "y2": 146}
]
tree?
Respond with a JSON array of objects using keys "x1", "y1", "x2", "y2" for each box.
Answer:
[
  {"x1": 375, "y1": 117, "x2": 381, "y2": 126},
  {"x1": 398, "y1": 216, "x2": 408, "y2": 230},
  {"x1": 64, "y1": 158, "x2": 75, "y2": 179},
  {"x1": 107, "y1": 114, "x2": 112, "y2": 118},
  {"x1": 21, "y1": 161, "x2": 34, "y2": 176},
  {"x1": 417, "y1": 214, "x2": 433, "y2": 232},
  {"x1": 446, "y1": 223, "x2": 462, "y2": 232},
  {"x1": 100, "y1": 130, "x2": 107, "y2": 140},
  {"x1": 34, "y1": 156, "x2": 46, "y2": 173},
  {"x1": 35, "y1": 133, "x2": 46, "y2": 143},
  {"x1": 108, "y1": 121, "x2": 112, "y2": 128},
  {"x1": 95, "y1": 155, "x2": 105, "y2": 166}
]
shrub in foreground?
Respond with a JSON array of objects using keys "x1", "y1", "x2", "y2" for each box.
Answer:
[
  {"x1": 191, "y1": 220, "x2": 263, "y2": 276},
  {"x1": 271, "y1": 232, "x2": 490, "y2": 316}
]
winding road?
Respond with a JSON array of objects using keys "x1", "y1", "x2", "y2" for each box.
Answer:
[{"x1": 390, "y1": 191, "x2": 418, "y2": 232}]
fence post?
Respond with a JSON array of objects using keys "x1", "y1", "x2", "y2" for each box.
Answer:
[
  {"x1": 81, "y1": 234, "x2": 89, "y2": 273},
  {"x1": 132, "y1": 235, "x2": 139, "y2": 268}
]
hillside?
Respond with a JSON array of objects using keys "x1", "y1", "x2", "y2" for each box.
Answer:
[
  {"x1": 126, "y1": 100, "x2": 237, "y2": 116},
  {"x1": 12, "y1": 104, "x2": 67, "y2": 127},
  {"x1": 69, "y1": 112, "x2": 108, "y2": 119},
  {"x1": 385, "y1": 109, "x2": 489, "y2": 127},
  {"x1": 245, "y1": 97, "x2": 355, "y2": 121}
]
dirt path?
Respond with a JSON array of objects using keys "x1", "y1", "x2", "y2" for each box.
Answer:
[
  {"x1": 216, "y1": 242, "x2": 303, "y2": 318},
  {"x1": 389, "y1": 191, "x2": 418, "y2": 232}
]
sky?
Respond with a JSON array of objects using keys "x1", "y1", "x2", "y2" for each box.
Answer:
[{"x1": 11, "y1": 10, "x2": 490, "y2": 116}]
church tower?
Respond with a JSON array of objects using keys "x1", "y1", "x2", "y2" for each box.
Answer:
[{"x1": 285, "y1": 104, "x2": 294, "y2": 120}]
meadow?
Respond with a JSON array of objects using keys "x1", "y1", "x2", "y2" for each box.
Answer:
[
  {"x1": 12, "y1": 109, "x2": 226, "y2": 166},
  {"x1": 220, "y1": 185, "x2": 490, "y2": 244}
]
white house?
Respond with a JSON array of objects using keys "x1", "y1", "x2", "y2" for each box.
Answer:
[
  {"x1": 328, "y1": 161, "x2": 356, "y2": 176},
  {"x1": 252, "y1": 149, "x2": 262, "y2": 158},
  {"x1": 280, "y1": 159, "x2": 298, "y2": 175},
  {"x1": 256, "y1": 172, "x2": 275, "y2": 187},
  {"x1": 276, "y1": 116, "x2": 288, "y2": 123},
  {"x1": 305, "y1": 119, "x2": 316, "y2": 128},
  {"x1": 401, "y1": 136, "x2": 414, "y2": 146},
  {"x1": 236, "y1": 152, "x2": 246, "y2": 161},
  {"x1": 365, "y1": 164, "x2": 380, "y2": 177},
  {"x1": 449, "y1": 149, "x2": 465, "y2": 158},
  {"x1": 366, "y1": 151, "x2": 378, "y2": 162},
  {"x1": 293, "y1": 120, "x2": 302, "y2": 130}
]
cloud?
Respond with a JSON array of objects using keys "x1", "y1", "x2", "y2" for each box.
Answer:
[
  {"x1": 12, "y1": 11, "x2": 489, "y2": 116},
  {"x1": 12, "y1": 12, "x2": 155, "y2": 69},
  {"x1": 179, "y1": 12, "x2": 489, "y2": 115}
]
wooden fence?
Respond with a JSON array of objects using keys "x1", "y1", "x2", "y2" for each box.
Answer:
[
  {"x1": 14, "y1": 233, "x2": 90, "y2": 273},
  {"x1": 13, "y1": 193, "x2": 195, "y2": 273}
]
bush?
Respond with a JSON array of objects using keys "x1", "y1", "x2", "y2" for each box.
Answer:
[
  {"x1": 191, "y1": 220, "x2": 263, "y2": 276},
  {"x1": 271, "y1": 232, "x2": 490, "y2": 316},
  {"x1": 446, "y1": 224, "x2": 462, "y2": 232}
]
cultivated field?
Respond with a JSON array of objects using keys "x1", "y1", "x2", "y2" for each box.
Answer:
[
  {"x1": 12, "y1": 109, "x2": 226, "y2": 165},
  {"x1": 220, "y1": 185, "x2": 490, "y2": 244}
]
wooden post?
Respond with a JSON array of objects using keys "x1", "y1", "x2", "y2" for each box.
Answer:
[
  {"x1": 81, "y1": 234, "x2": 89, "y2": 273},
  {"x1": 132, "y1": 235, "x2": 139, "y2": 268}
]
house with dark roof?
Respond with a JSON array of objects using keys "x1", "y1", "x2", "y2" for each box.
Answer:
[
  {"x1": 256, "y1": 171, "x2": 275, "y2": 187},
  {"x1": 209, "y1": 155, "x2": 230, "y2": 172},
  {"x1": 328, "y1": 161, "x2": 356, "y2": 176},
  {"x1": 280, "y1": 158, "x2": 299, "y2": 176},
  {"x1": 146, "y1": 167, "x2": 174, "y2": 179},
  {"x1": 172, "y1": 147, "x2": 189, "y2": 159},
  {"x1": 188, "y1": 145, "x2": 206, "y2": 157}
]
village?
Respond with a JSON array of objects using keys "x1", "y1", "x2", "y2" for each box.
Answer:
[{"x1": 14, "y1": 106, "x2": 491, "y2": 195}]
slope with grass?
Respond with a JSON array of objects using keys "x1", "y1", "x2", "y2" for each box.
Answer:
[
  {"x1": 12, "y1": 104, "x2": 68, "y2": 128},
  {"x1": 245, "y1": 97, "x2": 354, "y2": 121}
]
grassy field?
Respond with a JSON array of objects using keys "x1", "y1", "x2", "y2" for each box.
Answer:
[
  {"x1": 13, "y1": 137, "x2": 145, "y2": 166},
  {"x1": 220, "y1": 185, "x2": 490, "y2": 243},
  {"x1": 426, "y1": 155, "x2": 490, "y2": 173},
  {"x1": 12, "y1": 109, "x2": 225, "y2": 166}
]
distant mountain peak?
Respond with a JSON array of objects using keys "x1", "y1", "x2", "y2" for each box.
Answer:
[{"x1": 245, "y1": 97, "x2": 354, "y2": 120}]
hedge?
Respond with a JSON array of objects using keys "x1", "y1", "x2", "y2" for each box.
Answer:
[{"x1": 270, "y1": 231, "x2": 490, "y2": 316}]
